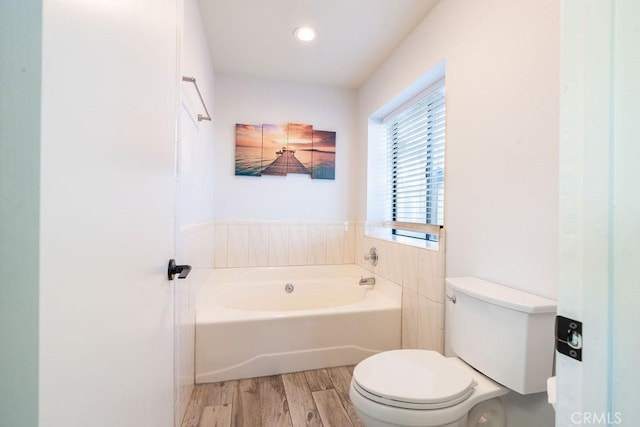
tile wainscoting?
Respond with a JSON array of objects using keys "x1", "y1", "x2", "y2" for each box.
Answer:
[
  {"x1": 354, "y1": 224, "x2": 446, "y2": 354},
  {"x1": 213, "y1": 221, "x2": 356, "y2": 268}
]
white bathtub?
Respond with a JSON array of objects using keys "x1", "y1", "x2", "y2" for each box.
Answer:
[{"x1": 195, "y1": 264, "x2": 401, "y2": 383}]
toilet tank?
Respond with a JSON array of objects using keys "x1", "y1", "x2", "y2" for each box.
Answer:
[{"x1": 446, "y1": 277, "x2": 556, "y2": 394}]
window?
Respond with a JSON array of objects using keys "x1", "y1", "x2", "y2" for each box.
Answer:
[{"x1": 386, "y1": 81, "x2": 445, "y2": 241}]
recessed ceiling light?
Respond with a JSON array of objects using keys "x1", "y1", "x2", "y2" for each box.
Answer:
[{"x1": 293, "y1": 26, "x2": 317, "y2": 42}]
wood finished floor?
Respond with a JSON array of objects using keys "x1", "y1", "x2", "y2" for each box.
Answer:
[{"x1": 181, "y1": 366, "x2": 364, "y2": 427}]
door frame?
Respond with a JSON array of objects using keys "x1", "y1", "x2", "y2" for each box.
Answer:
[{"x1": 558, "y1": 0, "x2": 639, "y2": 425}]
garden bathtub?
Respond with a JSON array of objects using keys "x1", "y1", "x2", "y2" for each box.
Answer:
[{"x1": 195, "y1": 264, "x2": 401, "y2": 383}]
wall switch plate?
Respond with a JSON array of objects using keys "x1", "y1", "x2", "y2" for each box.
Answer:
[{"x1": 556, "y1": 315, "x2": 583, "y2": 361}]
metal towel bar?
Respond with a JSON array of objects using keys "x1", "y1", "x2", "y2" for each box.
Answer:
[{"x1": 182, "y1": 76, "x2": 211, "y2": 122}]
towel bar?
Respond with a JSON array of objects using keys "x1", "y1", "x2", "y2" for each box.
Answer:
[{"x1": 182, "y1": 76, "x2": 211, "y2": 122}]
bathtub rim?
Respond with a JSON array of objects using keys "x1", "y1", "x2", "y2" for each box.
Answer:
[{"x1": 197, "y1": 264, "x2": 401, "y2": 323}]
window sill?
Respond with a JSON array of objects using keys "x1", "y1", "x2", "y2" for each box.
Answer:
[{"x1": 365, "y1": 225, "x2": 440, "y2": 252}]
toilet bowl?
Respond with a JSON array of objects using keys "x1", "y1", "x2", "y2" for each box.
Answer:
[
  {"x1": 349, "y1": 349, "x2": 507, "y2": 427},
  {"x1": 349, "y1": 277, "x2": 557, "y2": 427}
]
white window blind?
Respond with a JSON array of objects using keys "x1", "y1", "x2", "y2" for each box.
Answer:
[{"x1": 387, "y1": 83, "x2": 445, "y2": 240}]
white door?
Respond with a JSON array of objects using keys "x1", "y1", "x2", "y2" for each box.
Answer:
[
  {"x1": 558, "y1": 0, "x2": 640, "y2": 425},
  {"x1": 38, "y1": 1, "x2": 179, "y2": 426}
]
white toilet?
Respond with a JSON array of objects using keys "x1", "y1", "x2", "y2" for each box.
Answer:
[{"x1": 349, "y1": 277, "x2": 557, "y2": 427}]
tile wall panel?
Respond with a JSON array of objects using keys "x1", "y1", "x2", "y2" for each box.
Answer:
[
  {"x1": 227, "y1": 225, "x2": 249, "y2": 267},
  {"x1": 307, "y1": 225, "x2": 327, "y2": 265},
  {"x1": 344, "y1": 225, "x2": 356, "y2": 264},
  {"x1": 288, "y1": 225, "x2": 309, "y2": 265},
  {"x1": 213, "y1": 223, "x2": 228, "y2": 268},
  {"x1": 268, "y1": 224, "x2": 289, "y2": 266},
  {"x1": 326, "y1": 225, "x2": 346, "y2": 265},
  {"x1": 402, "y1": 289, "x2": 419, "y2": 349},
  {"x1": 248, "y1": 225, "x2": 269, "y2": 267},
  {"x1": 417, "y1": 296, "x2": 444, "y2": 354}
]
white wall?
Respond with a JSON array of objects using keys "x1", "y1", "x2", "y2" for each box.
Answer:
[
  {"x1": 359, "y1": 0, "x2": 559, "y2": 300},
  {"x1": 39, "y1": 1, "x2": 178, "y2": 426},
  {"x1": 213, "y1": 74, "x2": 358, "y2": 222},
  {"x1": 358, "y1": 0, "x2": 559, "y2": 425},
  {"x1": 0, "y1": 2, "x2": 41, "y2": 426},
  {"x1": 179, "y1": 0, "x2": 216, "y2": 225},
  {"x1": 175, "y1": 0, "x2": 217, "y2": 424}
]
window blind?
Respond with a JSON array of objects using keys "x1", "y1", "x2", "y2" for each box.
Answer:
[{"x1": 387, "y1": 84, "x2": 445, "y2": 239}]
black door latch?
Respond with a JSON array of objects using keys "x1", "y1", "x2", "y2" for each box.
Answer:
[{"x1": 168, "y1": 259, "x2": 192, "y2": 280}]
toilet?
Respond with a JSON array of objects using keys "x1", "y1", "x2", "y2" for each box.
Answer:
[{"x1": 349, "y1": 277, "x2": 557, "y2": 427}]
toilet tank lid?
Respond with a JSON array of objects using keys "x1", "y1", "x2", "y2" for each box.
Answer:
[{"x1": 446, "y1": 277, "x2": 556, "y2": 314}]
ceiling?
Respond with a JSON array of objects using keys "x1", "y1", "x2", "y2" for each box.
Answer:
[{"x1": 198, "y1": 0, "x2": 441, "y2": 89}]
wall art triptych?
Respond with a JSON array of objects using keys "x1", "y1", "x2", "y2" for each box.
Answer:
[{"x1": 235, "y1": 123, "x2": 336, "y2": 180}]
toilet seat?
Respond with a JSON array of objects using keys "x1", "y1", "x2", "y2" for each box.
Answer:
[{"x1": 352, "y1": 350, "x2": 476, "y2": 410}]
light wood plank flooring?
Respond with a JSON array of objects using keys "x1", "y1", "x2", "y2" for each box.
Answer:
[{"x1": 181, "y1": 366, "x2": 364, "y2": 427}]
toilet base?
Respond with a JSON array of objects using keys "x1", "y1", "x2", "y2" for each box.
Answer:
[
  {"x1": 353, "y1": 406, "x2": 467, "y2": 427},
  {"x1": 352, "y1": 398, "x2": 505, "y2": 427},
  {"x1": 466, "y1": 398, "x2": 506, "y2": 427}
]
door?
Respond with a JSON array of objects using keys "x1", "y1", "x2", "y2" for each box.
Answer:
[
  {"x1": 558, "y1": 0, "x2": 640, "y2": 425},
  {"x1": 38, "y1": 1, "x2": 179, "y2": 426}
]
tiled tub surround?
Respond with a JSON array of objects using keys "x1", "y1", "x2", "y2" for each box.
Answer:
[
  {"x1": 355, "y1": 223, "x2": 446, "y2": 353},
  {"x1": 213, "y1": 221, "x2": 356, "y2": 268},
  {"x1": 195, "y1": 264, "x2": 401, "y2": 383}
]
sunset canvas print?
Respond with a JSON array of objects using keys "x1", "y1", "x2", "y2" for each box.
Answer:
[
  {"x1": 234, "y1": 124, "x2": 264, "y2": 176},
  {"x1": 311, "y1": 130, "x2": 336, "y2": 180},
  {"x1": 235, "y1": 123, "x2": 336, "y2": 180}
]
